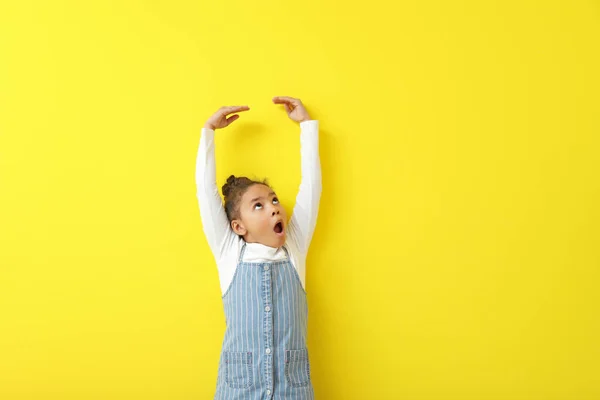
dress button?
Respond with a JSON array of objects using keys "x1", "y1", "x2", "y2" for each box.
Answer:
[
  {"x1": 263, "y1": 265, "x2": 269, "y2": 271},
  {"x1": 265, "y1": 306, "x2": 271, "y2": 312},
  {"x1": 266, "y1": 348, "x2": 271, "y2": 354},
  {"x1": 267, "y1": 389, "x2": 271, "y2": 395}
]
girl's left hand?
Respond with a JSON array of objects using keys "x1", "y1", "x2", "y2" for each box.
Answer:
[{"x1": 272, "y1": 96, "x2": 311, "y2": 123}]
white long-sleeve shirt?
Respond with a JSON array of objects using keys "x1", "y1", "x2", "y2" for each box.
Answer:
[{"x1": 196, "y1": 120, "x2": 322, "y2": 295}]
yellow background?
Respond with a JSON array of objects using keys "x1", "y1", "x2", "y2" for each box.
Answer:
[{"x1": 1, "y1": 1, "x2": 599, "y2": 399}]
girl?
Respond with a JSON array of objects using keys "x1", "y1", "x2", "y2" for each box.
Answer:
[{"x1": 196, "y1": 96, "x2": 321, "y2": 399}]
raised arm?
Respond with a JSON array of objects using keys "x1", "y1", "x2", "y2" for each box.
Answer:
[
  {"x1": 195, "y1": 106, "x2": 249, "y2": 257},
  {"x1": 289, "y1": 120, "x2": 321, "y2": 254},
  {"x1": 272, "y1": 97, "x2": 322, "y2": 255}
]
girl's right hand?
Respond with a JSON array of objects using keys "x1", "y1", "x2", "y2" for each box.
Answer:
[{"x1": 204, "y1": 106, "x2": 250, "y2": 130}]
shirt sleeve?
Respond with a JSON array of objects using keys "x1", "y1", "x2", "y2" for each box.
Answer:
[
  {"x1": 195, "y1": 127, "x2": 237, "y2": 261},
  {"x1": 286, "y1": 120, "x2": 322, "y2": 257}
]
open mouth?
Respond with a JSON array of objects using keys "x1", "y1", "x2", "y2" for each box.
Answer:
[{"x1": 273, "y1": 221, "x2": 284, "y2": 234}]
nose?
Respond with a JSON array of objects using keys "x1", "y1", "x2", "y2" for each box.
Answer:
[{"x1": 270, "y1": 204, "x2": 280, "y2": 216}]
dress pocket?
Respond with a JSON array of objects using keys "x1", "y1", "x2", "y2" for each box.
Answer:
[
  {"x1": 284, "y1": 348, "x2": 311, "y2": 387},
  {"x1": 224, "y1": 351, "x2": 254, "y2": 389}
]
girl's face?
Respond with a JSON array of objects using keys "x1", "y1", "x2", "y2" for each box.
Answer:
[{"x1": 231, "y1": 184, "x2": 288, "y2": 248}]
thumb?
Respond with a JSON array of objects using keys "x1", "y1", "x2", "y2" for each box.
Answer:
[{"x1": 226, "y1": 114, "x2": 240, "y2": 125}]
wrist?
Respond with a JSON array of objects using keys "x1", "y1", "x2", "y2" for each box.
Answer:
[{"x1": 204, "y1": 123, "x2": 215, "y2": 130}]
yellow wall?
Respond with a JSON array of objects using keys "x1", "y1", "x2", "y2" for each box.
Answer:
[{"x1": 1, "y1": 1, "x2": 599, "y2": 399}]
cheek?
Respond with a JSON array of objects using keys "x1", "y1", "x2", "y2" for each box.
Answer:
[
  {"x1": 249, "y1": 215, "x2": 270, "y2": 231},
  {"x1": 262, "y1": 217, "x2": 273, "y2": 230}
]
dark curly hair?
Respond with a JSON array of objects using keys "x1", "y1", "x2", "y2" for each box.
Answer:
[{"x1": 222, "y1": 174, "x2": 271, "y2": 223}]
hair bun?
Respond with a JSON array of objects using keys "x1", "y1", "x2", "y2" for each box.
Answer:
[{"x1": 222, "y1": 175, "x2": 237, "y2": 197}]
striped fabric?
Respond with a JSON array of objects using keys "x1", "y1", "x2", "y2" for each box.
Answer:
[{"x1": 214, "y1": 243, "x2": 314, "y2": 399}]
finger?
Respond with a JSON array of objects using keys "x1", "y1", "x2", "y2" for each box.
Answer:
[
  {"x1": 221, "y1": 106, "x2": 250, "y2": 116},
  {"x1": 225, "y1": 114, "x2": 240, "y2": 125},
  {"x1": 272, "y1": 96, "x2": 296, "y2": 104},
  {"x1": 284, "y1": 104, "x2": 292, "y2": 114},
  {"x1": 224, "y1": 105, "x2": 250, "y2": 115},
  {"x1": 272, "y1": 96, "x2": 300, "y2": 106}
]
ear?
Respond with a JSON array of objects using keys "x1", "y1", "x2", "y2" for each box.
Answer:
[{"x1": 231, "y1": 219, "x2": 247, "y2": 236}]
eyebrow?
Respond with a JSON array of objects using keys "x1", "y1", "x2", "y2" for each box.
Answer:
[{"x1": 250, "y1": 192, "x2": 276, "y2": 203}]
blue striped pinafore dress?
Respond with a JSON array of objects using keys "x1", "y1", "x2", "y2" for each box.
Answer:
[{"x1": 214, "y1": 243, "x2": 314, "y2": 399}]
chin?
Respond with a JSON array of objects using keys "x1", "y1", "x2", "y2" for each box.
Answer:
[{"x1": 273, "y1": 232, "x2": 286, "y2": 247}]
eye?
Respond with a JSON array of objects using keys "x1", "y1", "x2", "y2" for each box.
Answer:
[
  {"x1": 254, "y1": 203, "x2": 263, "y2": 210},
  {"x1": 273, "y1": 197, "x2": 279, "y2": 204}
]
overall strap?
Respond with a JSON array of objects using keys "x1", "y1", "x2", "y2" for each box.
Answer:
[
  {"x1": 238, "y1": 242, "x2": 247, "y2": 264},
  {"x1": 281, "y1": 244, "x2": 290, "y2": 259}
]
